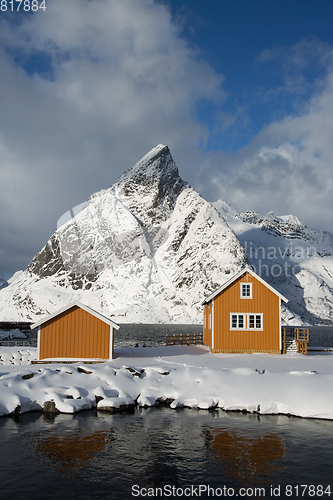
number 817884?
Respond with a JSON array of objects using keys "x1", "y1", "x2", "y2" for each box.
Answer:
[{"x1": 1, "y1": 1, "x2": 46, "y2": 11}]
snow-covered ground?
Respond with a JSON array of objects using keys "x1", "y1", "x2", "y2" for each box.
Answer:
[{"x1": 1, "y1": 345, "x2": 333, "y2": 420}]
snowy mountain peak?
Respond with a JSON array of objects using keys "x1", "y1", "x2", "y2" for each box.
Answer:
[
  {"x1": 114, "y1": 144, "x2": 183, "y2": 191},
  {"x1": 0, "y1": 145, "x2": 246, "y2": 322},
  {"x1": 110, "y1": 144, "x2": 188, "y2": 227},
  {"x1": 213, "y1": 200, "x2": 237, "y2": 217}
]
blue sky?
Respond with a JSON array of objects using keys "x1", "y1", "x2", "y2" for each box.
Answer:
[
  {"x1": 167, "y1": 0, "x2": 333, "y2": 152},
  {"x1": 0, "y1": 0, "x2": 333, "y2": 278}
]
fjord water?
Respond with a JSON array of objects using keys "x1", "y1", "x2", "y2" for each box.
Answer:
[
  {"x1": 1, "y1": 325, "x2": 333, "y2": 500},
  {"x1": 113, "y1": 324, "x2": 333, "y2": 349},
  {"x1": 1, "y1": 408, "x2": 333, "y2": 500}
]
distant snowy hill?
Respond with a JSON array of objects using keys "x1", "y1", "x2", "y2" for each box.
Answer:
[
  {"x1": 214, "y1": 201, "x2": 333, "y2": 325},
  {"x1": 0, "y1": 145, "x2": 246, "y2": 323}
]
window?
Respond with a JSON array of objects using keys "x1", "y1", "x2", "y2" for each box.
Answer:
[
  {"x1": 230, "y1": 313, "x2": 263, "y2": 330},
  {"x1": 241, "y1": 283, "x2": 252, "y2": 299},
  {"x1": 248, "y1": 314, "x2": 262, "y2": 329},
  {"x1": 231, "y1": 314, "x2": 245, "y2": 329}
]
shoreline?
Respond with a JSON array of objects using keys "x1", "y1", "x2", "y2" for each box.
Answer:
[{"x1": 1, "y1": 345, "x2": 333, "y2": 421}]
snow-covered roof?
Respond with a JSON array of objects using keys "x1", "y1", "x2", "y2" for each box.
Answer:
[
  {"x1": 31, "y1": 301, "x2": 120, "y2": 330},
  {"x1": 202, "y1": 267, "x2": 289, "y2": 305}
]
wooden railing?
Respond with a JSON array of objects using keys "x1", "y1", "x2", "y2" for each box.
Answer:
[
  {"x1": 294, "y1": 328, "x2": 309, "y2": 342},
  {"x1": 166, "y1": 333, "x2": 203, "y2": 346},
  {"x1": 282, "y1": 327, "x2": 309, "y2": 356}
]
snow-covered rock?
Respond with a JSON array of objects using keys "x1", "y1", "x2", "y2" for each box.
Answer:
[
  {"x1": 1, "y1": 345, "x2": 333, "y2": 420},
  {"x1": 0, "y1": 145, "x2": 246, "y2": 323}
]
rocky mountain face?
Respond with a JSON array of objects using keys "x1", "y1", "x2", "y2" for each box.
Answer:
[
  {"x1": 0, "y1": 145, "x2": 246, "y2": 323},
  {"x1": 214, "y1": 201, "x2": 333, "y2": 325},
  {"x1": 1, "y1": 144, "x2": 333, "y2": 325}
]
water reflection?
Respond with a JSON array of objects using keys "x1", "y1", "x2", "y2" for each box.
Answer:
[
  {"x1": 33, "y1": 429, "x2": 111, "y2": 471},
  {"x1": 0, "y1": 408, "x2": 332, "y2": 500},
  {"x1": 204, "y1": 425, "x2": 285, "y2": 486}
]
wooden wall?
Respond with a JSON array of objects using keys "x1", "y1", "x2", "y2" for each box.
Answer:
[
  {"x1": 204, "y1": 272, "x2": 281, "y2": 354},
  {"x1": 39, "y1": 305, "x2": 111, "y2": 360}
]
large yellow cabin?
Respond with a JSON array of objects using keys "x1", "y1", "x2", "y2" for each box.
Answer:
[{"x1": 202, "y1": 268, "x2": 288, "y2": 354}]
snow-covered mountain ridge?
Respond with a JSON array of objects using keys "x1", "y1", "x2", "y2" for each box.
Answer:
[
  {"x1": 214, "y1": 201, "x2": 333, "y2": 325},
  {"x1": 0, "y1": 144, "x2": 333, "y2": 325}
]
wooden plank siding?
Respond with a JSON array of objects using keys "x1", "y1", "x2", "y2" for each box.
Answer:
[
  {"x1": 204, "y1": 272, "x2": 281, "y2": 354},
  {"x1": 40, "y1": 305, "x2": 111, "y2": 360}
]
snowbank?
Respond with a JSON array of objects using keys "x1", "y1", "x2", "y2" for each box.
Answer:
[
  {"x1": 0, "y1": 347, "x2": 36, "y2": 365},
  {"x1": 0, "y1": 345, "x2": 333, "y2": 420}
]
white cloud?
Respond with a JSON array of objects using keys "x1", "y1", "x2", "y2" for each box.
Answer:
[
  {"x1": 1, "y1": 5, "x2": 332, "y2": 280},
  {"x1": 0, "y1": 0, "x2": 224, "y2": 277},
  {"x1": 205, "y1": 60, "x2": 333, "y2": 233}
]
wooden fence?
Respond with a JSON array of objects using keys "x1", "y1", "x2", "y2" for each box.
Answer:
[{"x1": 166, "y1": 333, "x2": 203, "y2": 346}]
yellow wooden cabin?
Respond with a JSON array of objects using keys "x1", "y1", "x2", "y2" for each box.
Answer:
[
  {"x1": 31, "y1": 301, "x2": 119, "y2": 362},
  {"x1": 202, "y1": 268, "x2": 288, "y2": 354}
]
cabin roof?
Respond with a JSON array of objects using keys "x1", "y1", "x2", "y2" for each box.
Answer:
[
  {"x1": 31, "y1": 301, "x2": 120, "y2": 330},
  {"x1": 201, "y1": 267, "x2": 289, "y2": 305}
]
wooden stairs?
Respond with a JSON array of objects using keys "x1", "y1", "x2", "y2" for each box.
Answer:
[{"x1": 282, "y1": 327, "x2": 309, "y2": 355}]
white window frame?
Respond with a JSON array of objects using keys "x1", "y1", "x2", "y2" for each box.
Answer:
[
  {"x1": 230, "y1": 313, "x2": 246, "y2": 330},
  {"x1": 247, "y1": 313, "x2": 263, "y2": 330},
  {"x1": 240, "y1": 282, "x2": 253, "y2": 299},
  {"x1": 230, "y1": 313, "x2": 263, "y2": 331}
]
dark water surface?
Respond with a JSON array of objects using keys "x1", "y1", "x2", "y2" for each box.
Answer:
[
  {"x1": 1, "y1": 408, "x2": 333, "y2": 500},
  {"x1": 113, "y1": 324, "x2": 333, "y2": 349},
  {"x1": 114, "y1": 323, "x2": 203, "y2": 348}
]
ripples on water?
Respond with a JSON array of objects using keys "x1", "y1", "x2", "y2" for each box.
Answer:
[{"x1": 1, "y1": 409, "x2": 333, "y2": 500}]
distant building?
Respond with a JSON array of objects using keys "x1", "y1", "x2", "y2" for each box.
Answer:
[
  {"x1": 202, "y1": 268, "x2": 288, "y2": 354},
  {"x1": 31, "y1": 301, "x2": 119, "y2": 362}
]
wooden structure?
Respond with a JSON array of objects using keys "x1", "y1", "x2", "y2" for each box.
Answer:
[
  {"x1": 166, "y1": 332, "x2": 203, "y2": 346},
  {"x1": 31, "y1": 301, "x2": 119, "y2": 362},
  {"x1": 282, "y1": 327, "x2": 309, "y2": 355},
  {"x1": 202, "y1": 268, "x2": 289, "y2": 354}
]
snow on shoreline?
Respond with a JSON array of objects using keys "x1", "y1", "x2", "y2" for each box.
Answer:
[{"x1": 1, "y1": 345, "x2": 333, "y2": 420}]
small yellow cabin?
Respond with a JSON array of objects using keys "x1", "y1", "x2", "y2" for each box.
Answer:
[
  {"x1": 202, "y1": 268, "x2": 288, "y2": 354},
  {"x1": 31, "y1": 301, "x2": 119, "y2": 362}
]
